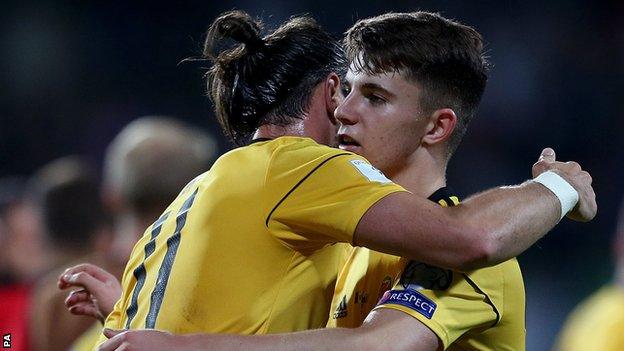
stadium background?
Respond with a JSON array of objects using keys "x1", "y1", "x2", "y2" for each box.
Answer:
[{"x1": 1, "y1": 1, "x2": 622, "y2": 349}]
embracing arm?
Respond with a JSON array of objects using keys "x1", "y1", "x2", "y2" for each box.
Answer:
[
  {"x1": 354, "y1": 149, "x2": 596, "y2": 271},
  {"x1": 97, "y1": 309, "x2": 439, "y2": 351},
  {"x1": 354, "y1": 181, "x2": 559, "y2": 271}
]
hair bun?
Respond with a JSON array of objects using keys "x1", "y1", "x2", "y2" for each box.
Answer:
[{"x1": 211, "y1": 10, "x2": 265, "y2": 53}]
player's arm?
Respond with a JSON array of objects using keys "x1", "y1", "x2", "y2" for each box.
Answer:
[
  {"x1": 204, "y1": 311, "x2": 440, "y2": 351},
  {"x1": 354, "y1": 148, "x2": 596, "y2": 271},
  {"x1": 96, "y1": 312, "x2": 439, "y2": 351}
]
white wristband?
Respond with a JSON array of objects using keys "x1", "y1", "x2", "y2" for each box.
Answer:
[{"x1": 533, "y1": 171, "x2": 579, "y2": 220}]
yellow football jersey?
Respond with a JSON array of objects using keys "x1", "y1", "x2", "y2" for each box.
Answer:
[
  {"x1": 554, "y1": 284, "x2": 624, "y2": 351},
  {"x1": 99, "y1": 136, "x2": 405, "y2": 345},
  {"x1": 70, "y1": 323, "x2": 100, "y2": 351},
  {"x1": 330, "y1": 188, "x2": 526, "y2": 350},
  {"x1": 327, "y1": 188, "x2": 457, "y2": 329}
]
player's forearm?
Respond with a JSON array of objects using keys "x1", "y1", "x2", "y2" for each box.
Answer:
[
  {"x1": 181, "y1": 328, "x2": 366, "y2": 351},
  {"x1": 453, "y1": 181, "x2": 561, "y2": 269},
  {"x1": 354, "y1": 182, "x2": 561, "y2": 272},
  {"x1": 364, "y1": 181, "x2": 560, "y2": 271}
]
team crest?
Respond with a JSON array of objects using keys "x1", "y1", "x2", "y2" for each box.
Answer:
[{"x1": 400, "y1": 261, "x2": 452, "y2": 290}]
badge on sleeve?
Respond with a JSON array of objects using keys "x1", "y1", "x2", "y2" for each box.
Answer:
[
  {"x1": 378, "y1": 289, "x2": 437, "y2": 319},
  {"x1": 350, "y1": 160, "x2": 392, "y2": 184},
  {"x1": 400, "y1": 261, "x2": 453, "y2": 290}
]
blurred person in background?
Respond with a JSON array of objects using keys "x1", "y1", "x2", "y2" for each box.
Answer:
[
  {"x1": 98, "y1": 117, "x2": 217, "y2": 278},
  {"x1": 0, "y1": 177, "x2": 45, "y2": 351},
  {"x1": 26, "y1": 156, "x2": 112, "y2": 351},
  {"x1": 0, "y1": 214, "x2": 34, "y2": 351},
  {"x1": 0, "y1": 177, "x2": 46, "y2": 284},
  {"x1": 553, "y1": 199, "x2": 624, "y2": 351},
  {"x1": 59, "y1": 116, "x2": 217, "y2": 351}
]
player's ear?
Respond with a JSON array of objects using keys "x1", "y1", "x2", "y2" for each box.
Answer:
[
  {"x1": 324, "y1": 73, "x2": 342, "y2": 113},
  {"x1": 422, "y1": 108, "x2": 457, "y2": 146}
]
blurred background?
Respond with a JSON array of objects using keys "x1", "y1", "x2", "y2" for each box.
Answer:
[{"x1": 1, "y1": 1, "x2": 622, "y2": 350}]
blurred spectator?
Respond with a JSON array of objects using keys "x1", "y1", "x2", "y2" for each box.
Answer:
[
  {"x1": 554, "y1": 200, "x2": 624, "y2": 351},
  {"x1": 26, "y1": 156, "x2": 111, "y2": 351},
  {"x1": 63, "y1": 116, "x2": 218, "y2": 351},
  {"x1": 0, "y1": 177, "x2": 45, "y2": 351},
  {"x1": 101, "y1": 116, "x2": 217, "y2": 276},
  {"x1": 0, "y1": 177, "x2": 46, "y2": 284}
]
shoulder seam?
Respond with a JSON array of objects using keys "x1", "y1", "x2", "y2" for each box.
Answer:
[{"x1": 265, "y1": 152, "x2": 351, "y2": 227}]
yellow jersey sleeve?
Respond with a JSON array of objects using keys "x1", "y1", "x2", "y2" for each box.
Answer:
[
  {"x1": 374, "y1": 259, "x2": 525, "y2": 350},
  {"x1": 267, "y1": 148, "x2": 406, "y2": 248},
  {"x1": 374, "y1": 261, "x2": 498, "y2": 349}
]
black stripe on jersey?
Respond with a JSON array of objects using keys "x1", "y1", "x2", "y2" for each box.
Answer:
[
  {"x1": 463, "y1": 273, "x2": 501, "y2": 327},
  {"x1": 265, "y1": 153, "x2": 350, "y2": 227},
  {"x1": 145, "y1": 188, "x2": 199, "y2": 328},
  {"x1": 125, "y1": 211, "x2": 171, "y2": 328},
  {"x1": 427, "y1": 187, "x2": 458, "y2": 206}
]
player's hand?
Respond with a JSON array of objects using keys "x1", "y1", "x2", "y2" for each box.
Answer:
[
  {"x1": 58, "y1": 263, "x2": 122, "y2": 323},
  {"x1": 532, "y1": 147, "x2": 597, "y2": 222},
  {"x1": 97, "y1": 329, "x2": 191, "y2": 351}
]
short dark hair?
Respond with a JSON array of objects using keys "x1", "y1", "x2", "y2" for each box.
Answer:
[
  {"x1": 344, "y1": 12, "x2": 489, "y2": 156},
  {"x1": 203, "y1": 11, "x2": 347, "y2": 145},
  {"x1": 28, "y1": 157, "x2": 107, "y2": 250}
]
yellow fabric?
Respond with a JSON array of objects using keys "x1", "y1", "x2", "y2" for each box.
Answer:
[
  {"x1": 98, "y1": 137, "x2": 405, "y2": 347},
  {"x1": 70, "y1": 323, "x2": 101, "y2": 351},
  {"x1": 326, "y1": 247, "x2": 403, "y2": 328},
  {"x1": 330, "y1": 192, "x2": 525, "y2": 350},
  {"x1": 374, "y1": 259, "x2": 525, "y2": 350},
  {"x1": 554, "y1": 285, "x2": 624, "y2": 351},
  {"x1": 327, "y1": 189, "x2": 452, "y2": 329}
]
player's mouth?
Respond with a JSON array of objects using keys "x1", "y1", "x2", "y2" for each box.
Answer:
[{"x1": 338, "y1": 134, "x2": 361, "y2": 152}]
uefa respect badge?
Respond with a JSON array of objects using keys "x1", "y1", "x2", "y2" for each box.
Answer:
[{"x1": 377, "y1": 289, "x2": 437, "y2": 319}]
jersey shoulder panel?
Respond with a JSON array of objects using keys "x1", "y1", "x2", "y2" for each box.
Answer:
[{"x1": 265, "y1": 137, "x2": 406, "y2": 248}]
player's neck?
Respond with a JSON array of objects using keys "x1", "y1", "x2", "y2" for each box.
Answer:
[
  {"x1": 254, "y1": 124, "x2": 302, "y2": 140},
  {"x1": 253, "y1": 88, "x2": 335, "y2": 144},
  {"x1": 388, "y1": 149, "x2": 447, "y2": 198}
]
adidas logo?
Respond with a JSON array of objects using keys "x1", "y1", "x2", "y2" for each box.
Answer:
[{"x1": 333, "y1": 296, "x2": 348, "y2": 319}]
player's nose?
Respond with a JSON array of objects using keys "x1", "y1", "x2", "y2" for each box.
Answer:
[{"x1": 335, "y1": 97, "x2": 358, "y2": 126}]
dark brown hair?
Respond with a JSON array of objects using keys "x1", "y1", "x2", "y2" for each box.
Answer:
[
  {"x1": 28, "y1": 157, "x2": 107, "y2": 250},
  {"x1": 204, "y1": 11, "x2": 347, "y2": 145},
  {"x1": 345, "y1": 12, "x2": 489, "y2": 156}
]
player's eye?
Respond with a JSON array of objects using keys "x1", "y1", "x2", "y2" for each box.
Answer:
[
  {"x1": 365, "y1": 93, "x2": 386, "y2": 105},
  {"x1": 340, "y1": 85, "x2": 351, "y2": 96}
]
